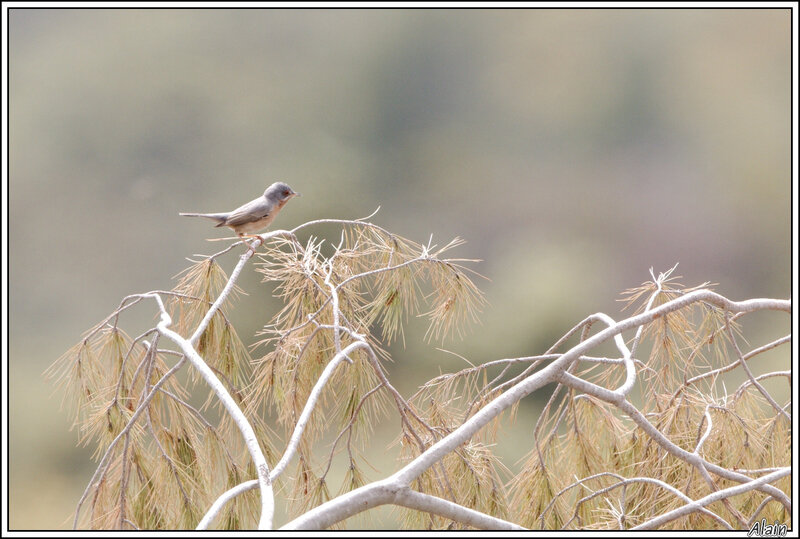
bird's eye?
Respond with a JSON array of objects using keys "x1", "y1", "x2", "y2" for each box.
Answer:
[{"x1": 283, "y1": 190, "x2": 290, "y2": 196}]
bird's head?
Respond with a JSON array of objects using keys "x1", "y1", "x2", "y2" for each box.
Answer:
[{"x1": 264, "y1": 182, "x2": 300, "y2": 205}]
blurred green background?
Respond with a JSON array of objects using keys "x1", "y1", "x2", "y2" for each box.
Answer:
[{"x1": 8, "y1": 8, "x2": 791, "y2": 529}]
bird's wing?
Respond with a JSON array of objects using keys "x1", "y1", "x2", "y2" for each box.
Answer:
[{"x1": 222, "y1": 197, "x2": 272, "y2": 227}]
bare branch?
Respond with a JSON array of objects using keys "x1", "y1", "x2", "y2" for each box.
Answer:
[
  {"x1": 283, "y1": 478, "x2": 525, "y2": 530},
  {"x1": 632, "y1": 468, "x2": 790, "y2": 530},
  {"x1": 146, "y1": 293, "x2": 275, "y2": 530},
  {"x1": 283, "y1": 289, "x2": 790, "y2": 529}
]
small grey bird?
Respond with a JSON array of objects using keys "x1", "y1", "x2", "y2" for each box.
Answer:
[{"x1": 180, "y1": 182, "x2": 300, "y2": 244}]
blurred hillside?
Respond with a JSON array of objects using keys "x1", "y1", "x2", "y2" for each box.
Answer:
[{"x1": 8, "y1": 8, "x2": 791, "y2": 529}]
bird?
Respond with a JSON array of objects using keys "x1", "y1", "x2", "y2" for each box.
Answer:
[{"x1": 180, "y1": 182, "x2": 300, "y2": 249}]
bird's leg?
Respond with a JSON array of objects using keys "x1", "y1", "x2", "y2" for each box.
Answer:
[{"x1": 238, "y1": 233, "x2": 263, "y2": 254}]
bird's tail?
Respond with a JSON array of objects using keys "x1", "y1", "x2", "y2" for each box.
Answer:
[{"x1": 179, "y1": 212, "x2": 228, "y2": 224}]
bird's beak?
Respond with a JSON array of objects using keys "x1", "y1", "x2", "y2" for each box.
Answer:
[{"x1": 293, "y1": 191, "x2": 301, "y2": 197}]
